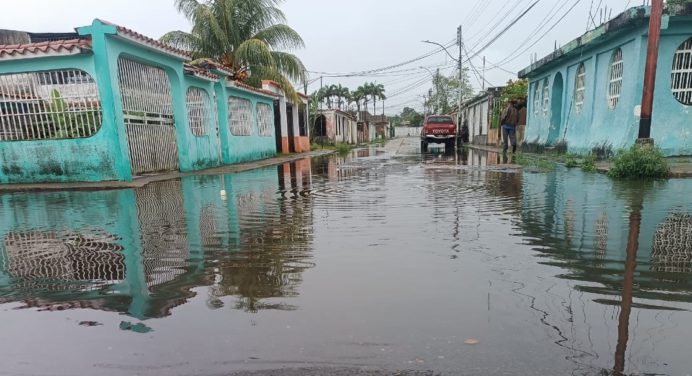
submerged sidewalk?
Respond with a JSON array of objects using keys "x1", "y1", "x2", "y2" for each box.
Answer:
[
  {"x1": 0, "y1": 150, "x2": 335, "y2": 193},
  {"x1": 466, "y1": 143, "x2": 692, "y2": 178}
]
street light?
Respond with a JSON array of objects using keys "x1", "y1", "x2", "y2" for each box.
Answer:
[{"x1": 421, "y1": 40, "x2": 459, "y2": 63}]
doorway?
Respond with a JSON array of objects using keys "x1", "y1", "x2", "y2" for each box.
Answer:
[{"x1": 547, "y1": 72, "x2": 563, "y2": 145}]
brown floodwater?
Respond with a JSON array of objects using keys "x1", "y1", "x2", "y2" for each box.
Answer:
[{"x1": 0, "y1": 139, "x2": 691, "y2": 375}]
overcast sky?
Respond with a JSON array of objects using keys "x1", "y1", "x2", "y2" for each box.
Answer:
[{"x1": 1, "y1": 0, "x2": 644, "y2": 114}]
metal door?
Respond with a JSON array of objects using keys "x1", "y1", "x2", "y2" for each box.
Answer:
[{"x1": 118, "y1": 58, "x2": 179, "y2": 175}]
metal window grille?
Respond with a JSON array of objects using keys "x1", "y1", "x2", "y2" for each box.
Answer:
[
  {"x1": 672, "y1": 38, "x2": 692, "y2": 105},
  {"x1": 574, "y1": 63, "x2": 586, "y2": 113},
  {"x1": 186, "y1": 87, "x2": 215, "y2": 137},
  {"x1": 117, "y1": 57, "x2": 179, "y2": 174},
  {"x1": 229, "y1": 96, "x2": 253, "y2": 136},
  {"x1": 608, "y1": 49, "x2": 624, "y2": 110},
  {"x1": 0, "y1": 69, "x2": 101, "y2": 141},
  {"x1": 542, "y1": 79, "x2": 549, "y2": 116},
  {"x1": 533, "y1": 84, "x2": 540, "y2": 115},
  {"x1": 256, "y1": 102, "x2": 273, "y2": 137}
]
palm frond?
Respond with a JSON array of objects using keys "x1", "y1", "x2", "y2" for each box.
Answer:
[
  {"x1": 159, "y1": 30, "x2": 197, "y2": 51},
  {"x1": 271, "y1": 51, "x2": 306, "y2": 83},
  {"x1": 174, "y1": 0, "x2": 202, "y2": 20},
  {"x1": 235, "y1": 38, "x2": 274, "y2": 68},
  {"x1": 253, "y1": 24, "x2": 305, "y2": 50}
]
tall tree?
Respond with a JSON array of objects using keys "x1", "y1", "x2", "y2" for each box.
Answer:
[
  {"x1": 364, "y1": 82, "x2": 386, "y2": 117},
  {"x1": 160, "y1": 0, "x2": 306, "y2": 100}
]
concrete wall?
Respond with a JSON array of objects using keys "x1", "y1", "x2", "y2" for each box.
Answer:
[
  {"x1": 223, "y1": 86, "x2": 277, "y2": 164},
  {"x1": 0, "y1": 53, "x2": 127, "y2": 183},
  {"x1": 0, "y1": 19, "x2": 281, "y2": 184},
  {"x1": 524, "y1": 18, "x2": 692, "y2": 156}
]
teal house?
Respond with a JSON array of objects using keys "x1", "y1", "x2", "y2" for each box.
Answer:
[
  {"x1": 0, "y1": 19, "x2": 282, "y2": 184},
  {"x1": 519, "y1": 5, "x2": 692, "y2": 156}
]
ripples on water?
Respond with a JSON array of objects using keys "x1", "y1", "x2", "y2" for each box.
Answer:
[{"x1": 0, "y1": 146, "x2": 690, "y2": 375}]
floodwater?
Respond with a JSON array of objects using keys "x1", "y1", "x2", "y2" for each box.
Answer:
[{"x1": 0, "y1": 137, "x2": 691, "y2": 376}]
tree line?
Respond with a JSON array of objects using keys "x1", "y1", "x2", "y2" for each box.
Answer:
[{"x1": 312, "y1": 83, "x2": 386, "y2": 116}]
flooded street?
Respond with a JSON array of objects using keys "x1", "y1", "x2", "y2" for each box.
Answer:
[{"x1": 1, "y1": 136, "x2": 691, "y2": 376}]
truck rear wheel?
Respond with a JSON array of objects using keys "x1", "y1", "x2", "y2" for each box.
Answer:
[
  {"x1": 445, "y1": 139, "x2": 455, "y2": 151},
  {"x1": 420, "y1": 140, "x2": 428, "y2": 153}
]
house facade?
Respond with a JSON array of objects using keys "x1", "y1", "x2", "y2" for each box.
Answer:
[
  {"x1": 314, "y1": 109, "x2": 357, "y2": 144},
  {"x1": 519, "y1": 5, "x2": 692, "y2": 156},
  {"x1": 0, "y1": 19, "x2": 306, "y2": 184}
]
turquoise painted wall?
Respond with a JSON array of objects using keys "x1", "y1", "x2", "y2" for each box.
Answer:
[
  {"x1": 223, "y1": 86, "x2": 277, "y2": 164},
  {"x1": 182, "y1": 77, "x2": 224, "y2": 170},
  {"x1": 0, "y1": 19, "x2": 280, "y2": 184},
  {"x1": 524, "y1": 16, "x2": 692, "y2": 156},
  {"x1": 0, "y1": 54, "x2": 127, "y2": 183}
]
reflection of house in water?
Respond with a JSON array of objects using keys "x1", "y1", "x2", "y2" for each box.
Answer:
[
  {"x1": 0, "y1": 160, "x2": 316, "y2": 318},
  {"x1": 519, "y1": 173, "x2": 692, "y2": 304},
  {"x1": 651, "y1": 213, "x2": 692, "y2": 273}
]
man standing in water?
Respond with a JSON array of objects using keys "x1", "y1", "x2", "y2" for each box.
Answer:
[{"x1": 500, "y1": 99, "x2": 519, "y2": 153}]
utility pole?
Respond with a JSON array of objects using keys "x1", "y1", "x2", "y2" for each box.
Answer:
[
  {"x1": 457, "y1": 25, "x2": 463, "y2": 144},
  {"x1": 482, "y1": 56, "x2": 486, "y2": 91},
  {"x1": 637, "y1": 0, "x2": 663, "y2": 144},
  {"x1": 435, "y1": 68, "x2": 441, "y2": 113}
]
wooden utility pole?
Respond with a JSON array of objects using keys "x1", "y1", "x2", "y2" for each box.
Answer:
[{"x1": 637, "y1": 0, "x2": 664, "y2": 143}]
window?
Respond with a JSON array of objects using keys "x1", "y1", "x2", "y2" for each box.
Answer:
[
  {"x1": 228, "y1": 96, "x2": 253, "y2": 136},
  {"x1": 574, "y1": 63, "x2": 586, "y2": 113},
  {"x1": 186, "y1": 87, "x2": 215, "y2": 136},
  {"x1": 256, "y1": 102, "x2": 273, "y2": 137},
  {"x1": 0, "y1": 69, "x2": 102, "y2": 141},
  {"x1": 533, "y1": 83, "x2": 540, "y2": 115},
  {"x1": 608, "y1": 49, "x2": 624, "y2": 110},
  {"x1": 672, "y1": 37, "x2": 692, "y2": 105},
  {"x1": 542, "y1": 79, "x2": 549, "y2": 116}
]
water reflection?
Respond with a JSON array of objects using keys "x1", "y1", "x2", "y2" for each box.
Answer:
[{"x1": 0, "y1": 160, "x2": 315, "y2": 318}]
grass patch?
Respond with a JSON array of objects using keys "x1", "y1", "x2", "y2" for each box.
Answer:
[
  {"x1": 560, "y1": 153, "x2": 597, "y2": 172},
  {"x1": 335, "y1": 143, "x2": 352, "y2": 156},
  {"x1": 515, "y1": 153, "x2": 555, "y2": 172},
  {"x1": 608, "y1": 145, "x2": 670, "y2": 179}
]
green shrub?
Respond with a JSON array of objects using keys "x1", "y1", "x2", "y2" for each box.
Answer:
[
  {"x1": 581, "y1": 154, "x2": 597, "y2": 172},
  {"x1": 565, "y1": 155, "x2": 579, "y2": 168},
  {"x1": 608, "y1": 145, "x2": 670, "y2": 179},
  {"x1": 335, "y1": 143, "x2": 352, "y2": 156}
]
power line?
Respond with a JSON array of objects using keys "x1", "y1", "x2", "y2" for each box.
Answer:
[
  {"x1": 465, "y1": 0, "x2": 543, "y2": 62},
  {"x1": 491, "y1": 0, "x2": 570, "y2": 66},
  {"x1": 488, "y1": 0, "x2": 585, "y2": 67},
  {"x1": 306, "y1": 39, "x2": 456, "y2": 78}
]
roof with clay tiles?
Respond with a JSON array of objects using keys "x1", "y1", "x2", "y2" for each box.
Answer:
[
  {"x1": 95, "y1": 19, "x2": 192, "y2": 60},
  {"x1": 0, "y1": 39, "x2": 92, "y2": 60}
]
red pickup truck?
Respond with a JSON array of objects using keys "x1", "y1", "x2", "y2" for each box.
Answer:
[{"x1": 420, "y1": 115, "x2": 457, "y2": 152}]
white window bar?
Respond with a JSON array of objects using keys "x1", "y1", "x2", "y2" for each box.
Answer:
[
  {"x1": 117, "y1": 57, "x2": 179, "y2": 174},
  {"x1": 0, "y1": 69, "x2": 101, "y2": 141},
  {"x1": 574, "y1": 63, "x2": 586, "y2": 113},
  {"x1": 542, "y1": 79, "x2": 550, "y2": 116},
  {"x1": 533, "y1": 83, "x2": 540, "y2": 116},
  {"x1": 672, "y1": 38, "x2": 692, "y2": 106},
  {"x1": 256, "y1": 102, "x2": 273, "y2": 137},
  {"x1": 186, "y1": 87, "x2": 215, "y2": 137},
  {"x1": 228, "y1": 96, "x2": 253, "y2": 136},
  {"x1": 608, "y1": 49, "x2": 624, "y2": 110}
]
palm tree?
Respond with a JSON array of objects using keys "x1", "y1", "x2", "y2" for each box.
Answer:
[
  {"x1": 364, "y1": 82, "x2": 386, "y2": 117},
  {"x1": 349, "y1": 87, "x2": 366, "y2": 113},
  {"x1": 161, "y1": 0, "x2": 306, "y2": 100},
  {"x1": 335, "y1": 84, "x2": 350, "y2": 111}
]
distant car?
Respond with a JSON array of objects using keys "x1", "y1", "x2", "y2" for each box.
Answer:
[{"x1": 420, "y1": 115, "x2": 457, "y2": 152}]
